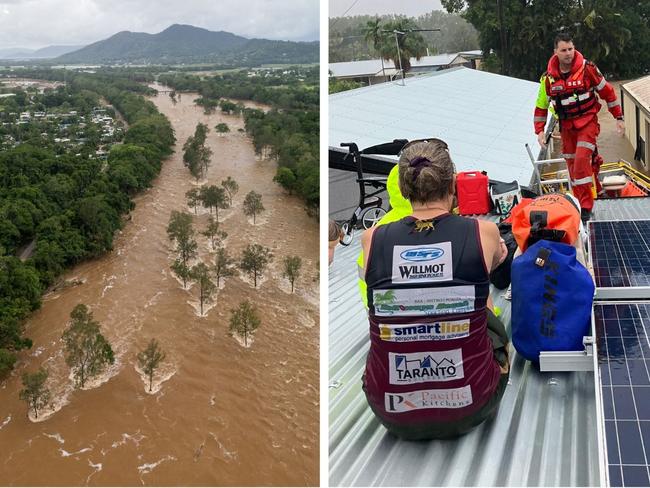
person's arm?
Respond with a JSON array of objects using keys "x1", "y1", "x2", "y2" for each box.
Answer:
[
  {"x1": 534, "y1": 74, "x2": 550, "y2": 146},
  {"x1": 478, "y1": 220, "x2": 506, "y2": 272},
  {"x1": 360, "y1": 226, "x2": 377, "y2": 277},
  {"x1": 588, "y1": 62, "x2": 624, "y2": 133}
]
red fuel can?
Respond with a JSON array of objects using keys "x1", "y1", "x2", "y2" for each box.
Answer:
[{"x1": 456, "y1": 171, "x2": 490, "y2": 215}]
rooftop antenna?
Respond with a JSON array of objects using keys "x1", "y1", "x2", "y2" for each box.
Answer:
[{"x1": 382, "y1": 28, "x2": 440, "y2": 86}]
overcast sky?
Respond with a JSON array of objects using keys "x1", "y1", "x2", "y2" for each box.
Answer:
[
  {"x1": 329, "y1": 0, "x2": 443, "y2": 18},
  {"x1": 0, "y1": 0, "x2": 319, "y2": 49}
]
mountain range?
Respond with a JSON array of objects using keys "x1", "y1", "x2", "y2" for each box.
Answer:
[
  {"x1": 0, "y1": 45, "x2": 84, "y2": 60},
  {"x1": 56, "y1": 24, "x2": 318, "y2": 65}
]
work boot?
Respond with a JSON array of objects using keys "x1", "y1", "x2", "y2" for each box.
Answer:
[{"x1": 581, "y1": 208, "x2": 592, "y2": 224}]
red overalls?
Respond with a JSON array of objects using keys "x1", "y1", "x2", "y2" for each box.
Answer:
[{"x1": 533, "y1": 50, "x2": 622, "y2": 211}]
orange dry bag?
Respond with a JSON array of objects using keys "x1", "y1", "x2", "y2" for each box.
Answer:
[{"x1": 511, "y1": 194, "x2": 581, "y2": 252}]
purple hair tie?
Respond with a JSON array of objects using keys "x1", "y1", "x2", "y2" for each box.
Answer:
[{"x1": 409, "y1": 156, "x2": 430, "y2": 181}]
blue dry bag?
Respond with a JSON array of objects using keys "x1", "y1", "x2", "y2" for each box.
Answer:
[{"x1": 511, "y1": 239, "x2": 594, "y2": 362}]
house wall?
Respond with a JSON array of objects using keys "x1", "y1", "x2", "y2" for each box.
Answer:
[{"x1": 623, "y1": 89, "x2": 650, "y2": 166}]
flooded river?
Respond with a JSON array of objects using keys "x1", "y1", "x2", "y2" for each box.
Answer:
[{"x1": 0, "y1": 85, "x2": 319, "y2": 486}]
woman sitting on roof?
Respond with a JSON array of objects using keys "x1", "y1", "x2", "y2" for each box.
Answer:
[{"x1": 360, "y1": 138, "x2": 510, "y2": 439}]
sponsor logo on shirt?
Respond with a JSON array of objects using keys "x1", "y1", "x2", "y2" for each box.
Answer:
[
  {"x1": 389, "y1": 350, "x2": 464, "y2": 385},
  {"x1": 392, "y1": 243, "x2": 452, "y2": 283},
  {"x1": 379, "y1": 320, "x2": 470, "y2": 342},
  {"x1": 384, "y1": 385, "x2": 473, "y2": 412},
  {"x1": 373, "y1": 287, "x2": 475, "y2": 317}
]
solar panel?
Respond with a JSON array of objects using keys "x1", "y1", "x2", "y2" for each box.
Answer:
[
  {"x1": 595, "y1": 303, "x2": 650, "y2": 487},
  {"x1": 589, "y1": 220, "x2": 650, "y2": 299}
]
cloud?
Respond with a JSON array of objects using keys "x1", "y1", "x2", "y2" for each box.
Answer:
[
  {"x1": 329, "y1": 0, "x2": 443, "y2": 18},
  {"x1": 0, "y1": 0, "x2": 319, "y2": 49}
]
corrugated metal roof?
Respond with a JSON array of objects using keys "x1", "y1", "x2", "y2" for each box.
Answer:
[
  {"x1": 329, "y1": 67, "x2": 542, "y2": 186},
  {"x1": 593, "y1": 196, "x2": 650, "y2": 220},
  {"x1": 329, "y1": 59, "x2": 399, "y2": 78},
  {"x1": 329, "y1": 53, "x2": 466, "y2": 78},
  {"x1": 329, "y1": 233, "x2": 600, "y2": 487}
]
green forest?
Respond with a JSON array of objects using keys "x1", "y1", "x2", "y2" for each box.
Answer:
[
  {"x1": 0, "y1": 71, "x2": 174, "y2": 376},
  {"x1": 159, "y1": 67, "x2": 319, "y2": 210}
]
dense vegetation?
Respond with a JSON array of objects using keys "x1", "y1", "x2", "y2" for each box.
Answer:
[
  {"x1": 329, "y1": 11, "x2": 479, "y2": 63},
  {"x1": 159, "y1": 67, "x2": 319, "y2": 210},
  {"x1": 441, "y1": 0, "x2": 650, "y2": 80},
  {"x1": 0, "y1": 70, "x2": 174, "y2": 376}
]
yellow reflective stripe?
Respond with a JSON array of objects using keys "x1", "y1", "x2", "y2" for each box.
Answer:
[
  {"x1": 572, "y1": 176, "x2": 593, "y2": 185},
  {"x1": 577, "y1": 141, "x2": 596, "y2": 151}
]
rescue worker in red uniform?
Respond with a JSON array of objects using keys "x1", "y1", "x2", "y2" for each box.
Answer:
[{"x1": 534, "y1": 33, "x2": 624, "y2": 221}]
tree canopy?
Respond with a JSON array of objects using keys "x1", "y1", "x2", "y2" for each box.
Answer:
[
  {"x1": 62, "y1": 304, "x2": 114, "y2": 388},
  {"x1": 442, "y1": 0, "x2": 649, "y2": 80}
]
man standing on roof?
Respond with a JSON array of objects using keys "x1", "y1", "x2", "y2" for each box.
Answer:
[{"x1": 534, "y1": 33, "x2": 624, "y2": 222}]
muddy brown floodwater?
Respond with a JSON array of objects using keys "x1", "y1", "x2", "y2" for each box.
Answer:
[{"x1": 0, "y1": 84, "x2": 319, "y2": 486}]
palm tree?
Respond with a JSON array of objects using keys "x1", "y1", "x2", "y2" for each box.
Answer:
[
  {"x1": 364, "y1": 17, "x2": 388, "y2": 81},
  {"x1": 381, "y1": 18, "x2": 427, "y2": 74}
]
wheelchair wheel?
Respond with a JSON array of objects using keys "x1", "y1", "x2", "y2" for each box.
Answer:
[{"x1": 360, "y1": 206, "x2": 387, "y2": 229}]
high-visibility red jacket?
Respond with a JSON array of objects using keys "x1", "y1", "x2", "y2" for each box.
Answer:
[{"x1": 534, "y1": 50, "x2": 622, "y2": 134}]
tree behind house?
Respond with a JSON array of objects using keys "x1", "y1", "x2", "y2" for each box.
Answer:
[
  {"x1": 137, "y1": 339, "x2": 166, "y2": 392},
  {"x1": 62, "y1": 304, "x2": 115, "y2": 388},
  {"x1": 229, "y1": 300, "x2": 261, "y2": 347},
  {"x1": 243, "y1": 191, "x2": 265, "y2": 224},
  {"x1": 240, "y1": 244, "x2": 273, "y2": 288},
  {"x1": 19, "y1": 368, "x2": 50, "y2": 419},
  {"x1": 283, "y1": 256, "x2": 302, "y2": 293}
]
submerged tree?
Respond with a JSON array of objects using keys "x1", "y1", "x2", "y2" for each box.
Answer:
[
  {"x1": 202, "y1": 216, "x2": 227, "y2": 249},
  {"x1": 167, "y1": 211, "x2": 197, "y2": 286},
  {"x1": 229, "y1": 300, "x2": 261, "y2": 347},
  {"x1": 243, "y1": 191, "x2": 265, "y2": 224},
  {"x1": 62, "y1": 304, "x2": 114, "y2": 388},
  {"x1": 213, "y1": 247, "x2": 237, "y2": 287},
  {"x1": 182, "y1": 123, "x2": 212, "y2": 181},
  {"x1": 137, "y1": 339, "x2": 166, "y2": 392},
  {"x1": 186, "y1": 188, "x2": 201, "y2": 214},
  {"x1": 221, "y1": 176, "x2": 239, "y2": 206},
  {"x1": 190, "y1": 262, "x2": 217, "y2": 316},
  {"x1": 19, "y1": 368, "x2": 50, "y2": 419},
  {"x1": 240, "y1": 244, "x2": 273, "y2": 288},
  {"x1": 283, "y1": 256, "x2": 302, "y2": 293},
  {"x1": 200, "y1": 185, "x2": 229, "y2": 222}
]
